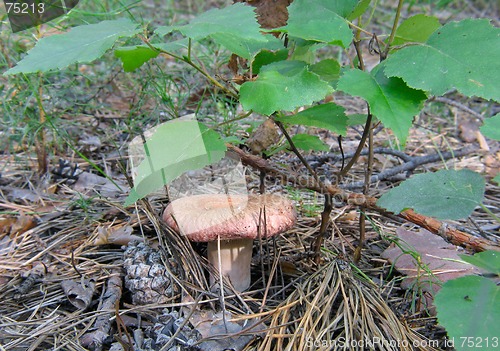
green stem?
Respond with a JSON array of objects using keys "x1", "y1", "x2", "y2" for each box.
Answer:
[
  {"x1": 338, "y1": 112, "x2": 373, "y2": 178},
  {"x1": 480, "y1": 203, "x2": 500, "y2": 223},
  {"x1": 274, "y1": 118, "x2": 323, "y2": 189},
  {"x1": 48, "y1": 119, "x2": 124, "y2": 192},
  {"x1": 141, "y1": 36, "x2": 238, "y2": 100},
  {"x1": 385, "y1": 0, "x2": 405, "y2": 57},
  {"x1": 214, "y1": 110, "x2": 252, "y2": 128}
]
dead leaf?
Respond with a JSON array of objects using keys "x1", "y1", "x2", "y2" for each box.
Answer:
[
  {"x1": 382, "y1": 227, "x2": 481, "y2": 312},
  {"x1": 0, "y1": 212, "x2": 37, "y2": 237},
  {"x1": 15, "y1": 261, "x2": 47, "y2": 298},
  {"x1": 94, "y1": 225, "x2": 143, "y2": 246},
  {"x1": 61, "y1": 278, "x2": 96, "y2": 310},
  {"x1": 458, "y1": 120, "x2": 479, "y2": 143},
  {"x1": 228, "y1": 54, "x2": 239, "y2": 76},
  {"x1": 79, "y1": 134, "x2": 102, "y2": 152},
  {"x1": 246, "y1": 119, "x2": 279, "y2": 154},
  {"x1": 7, "y1": 187, "x2": 42, "y2": 202},
  {"x1": 189, "y1": 310, "x2": 262, "y2": 351},
  {"x1": 337, "y1": 210, "x2": 358, "y2": 222},
  {"x1": 484, "y1": 154, "x2": 500, "y2": 177},
  {"x1": 72, "y1": 171, "x2": 128, "y2": 198},
  {"x1": 475, "y1": 130, "x2": 490, "y2": 151},
  {"x1": 236, "y1": 0, "x2": 293, "y2": 29}
]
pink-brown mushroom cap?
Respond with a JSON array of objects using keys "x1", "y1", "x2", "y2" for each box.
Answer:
[{"x1": 163, "y1": 194, "x2": 296, "y2": 242}]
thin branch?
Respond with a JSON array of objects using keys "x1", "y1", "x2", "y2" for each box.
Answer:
[
  {"x1": 139, "y1": 35, "x2": 238, "y2": 100},
  {"x1": 305, "y1": 147, "x2": 413, "y2": 165},
  {"x1": 338, "y1": 113, "x2": 373, "y2": 178},
  {"x1": 342, "y1": 146, "x2": 475, "y2": 189},
  {"x1": 313, "y1": 194, "x2": 332, "y2": 263},
  {"x1": 274, "y1": 119, "x2": 324, "y2": 188},
  {"x1": 226, "y1": 144, "x2": 499, "y2": 253},
  {"x1": 429, "y1": 96, "x2": 485, "y2": 122},
  {"x1": 356, "y1": 117, "x2": 374, "y2": 263},
  {"x1": 384, "y1": 0, "x2": 405, "y2": 58}
]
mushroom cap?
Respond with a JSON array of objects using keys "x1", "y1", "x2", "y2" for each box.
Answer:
[{"x1": 163, "y1": 194, "x2": 296, "y2": 242}]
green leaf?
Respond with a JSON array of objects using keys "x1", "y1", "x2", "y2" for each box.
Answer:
[
  {"x1": 167, "y1": 3, "x2": 279, "y2": 59},
  {"x1": 377, "y1": 169, "x2": 485, "y2": 220},
  {"x1": 289, "y1": 41, "x2": 318, "y2": 64},
  {"x1": 125, "y1": 120, "x2": 226, "y2": 205},
  {"x1": 153, "y1": 39, "x2": 190, "y2": 53},
  {"x1": 435, "y1": 275, "x2": 500, "y2": 351},
  {"x1": 290, "y1": 134, "x2": 329, "y2": 152},
  {"x1": 384, "y1": 19, "x2": 500, "y2": 101},
  {"x1": 115, "y1": 39, "x2": 189, "y2": 72},
  {"x1": 337, "y1": 64, "x2": 427, "y2": 143},
  {"x1": 276, "y1": 103, "x2": 348, "y2": 135},
  {"x1": 5, "y1": 19, "x2": 141, "y2": 75},
  {"x1": 347, "y1": 114, "x2": 368, "y2": 126},
  {"x1": 155, "y1": 26, "x2": 174, "y2": 37},
  {"x1": 115, "y1": 46, "x2": 159, "y2": 72},
  {"x1": 310, "y1": 59, "x2": 341, "y2": 87},
  {"x1": 252, "y1": 49, "x2": 289, "y2": 75},
  {"x1": 240, "y1": 61, "x2": 333, "y2": 115},
  {"x1": 459, "y1": 251, "x2": 500, "y2": 275},
  {"x1": 211, "y1": 33, "x2": 284, "y2": 60},
  {"x1": 494, "y1": 174, "x2": 500, "y2": 185},
  {"x1": 172, "y1": 3, "x2": 262, "y2": 41},
  {"x1": 480, "y1": 114, "x2": 500, "y2": 141},
  {"x1": 326, "y1": 0, "x2": 362, "y2": 18},
  {"x1": 277, "y1": 0, "x2": 353, "y2": 47},
  {"x1": 347, "y1": 0, "x2": 371, "y2": 20},
  {"x1": 392, "y1": 14, "x2": 441, "y2": 46}
]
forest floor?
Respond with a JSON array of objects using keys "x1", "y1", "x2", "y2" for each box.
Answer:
[{"x1": 0, "y1": 1, "x2": 499, "y2": 350}]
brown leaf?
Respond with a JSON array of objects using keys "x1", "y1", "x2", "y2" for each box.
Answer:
[
  {"x1": 72, "y1": 171, "x2": 128, "y2": 198},
  {"x1": 458, "y1": 120, "x2": 480, "y2": 143},
  {"x1": 484, "y1": 154, "x2": 500, "y2": 177},
  {"x1": 475, "y1": 130, "x2": 490, "y2": 151},
  {"x1": 236, "y1": 0, "x2": 293, "y2": 29},
  {"x1": 0, "y1": 212, "x2": 37, "y2": 236},
  {"x1": 7, "y1": 187, "x2": 42, "y2": 202},
  {"x1": 228, "y1": 54, "x2": 239, "y2": 75},
  {"x1": 94, "y1": 225, "x2": 143, "y2": 246},
  {"x1": 382, "y1": 227, "x2": 481, "y2": 312},
  {"x1": 246, "y1": 119, "x2": 279, "y2": 154},
  {"x1": 61, "y1": 278, "x2": 96, "y2": 310},
  {"x1": 190, "y1": 310, "x2": 262, "y2": 351}
]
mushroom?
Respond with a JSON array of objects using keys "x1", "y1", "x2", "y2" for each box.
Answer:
[{"x1": 163, "y1": 193, "x2": 296, "y2": 291}]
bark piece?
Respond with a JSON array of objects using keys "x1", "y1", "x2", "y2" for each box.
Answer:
[
  {"x1": 80, "y1": 267, "x2": 123, "y2": 351},
  {"x1": 61, "y1": 278, "x2": 96, "y2": 310}
]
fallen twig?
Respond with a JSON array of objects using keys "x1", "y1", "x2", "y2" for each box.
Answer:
[
  {"x1": 342, "y1": 146, "x2": 476, "y2": 189},
  {"x1": 429, "y1": 96, "x2": 485, "y2": 122},
  {"x1": 227, "y1": 144, "x2": 500, "y2": 253},
  {"x1": 80, "y1": 266, "x2": 123, "y2": 351}
]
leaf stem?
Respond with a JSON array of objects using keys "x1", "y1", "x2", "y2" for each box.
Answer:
[
  {"x1": 35, "y1": 73, "x2": 48, "y2": 175},
  {"x1": 338, "y1": 112, "x2": 373, "y2": 178},
  {"x1": 480, "y1": 203, "x2": 500, "y2": 223},
  {"x1": 385, "y1": 0, "x2": 405, "y2": 57},
  {"x1": 140, "y1": 36, "x2": 238, "y2": 100},
  {"x1": 273, "y1": 118, "x2": 323, "y2": 189},
  {"x1": 214, "y1": 110, "x2": 253, "y2": 129}
]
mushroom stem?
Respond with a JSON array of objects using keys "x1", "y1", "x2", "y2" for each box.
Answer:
[{"x1": 207, "y1": 238, "x2": 253, "y2": 292}]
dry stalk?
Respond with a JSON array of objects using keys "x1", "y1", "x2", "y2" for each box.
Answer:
[{"x1": 258, "y1": 257, "x2": 437, "y2": 351}]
